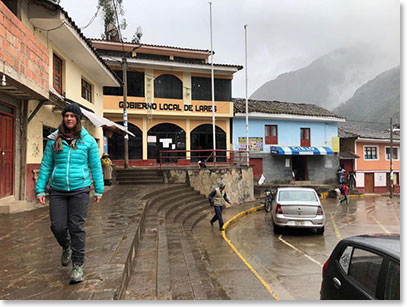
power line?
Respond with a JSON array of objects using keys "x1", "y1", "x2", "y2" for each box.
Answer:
[{"x1": 80, "y1": 6, "x2": 100, "y2": 30}]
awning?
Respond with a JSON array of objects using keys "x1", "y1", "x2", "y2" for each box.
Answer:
[
  {"x1": 271, "y1": 146, "x2": 334, "y2": 155},
  {"x1": 47, "y1": 90, "x2": 134, "y2": 137},
  {"x1": 80, "y1": 107, "x2": 135, "y2": 137},
  {"x1": 339, "y1": 151, "x2": 360, "y2": 159}
]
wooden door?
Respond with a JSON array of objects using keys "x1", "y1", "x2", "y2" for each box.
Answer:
[
  {"x1": 0, "y1": 112, "x2": 14, "y2": 198},
  {"x1": 364, "y1": 173, "x2": 374, "y2": 193},
  {"x1": 300, "y1": 128, "x2": 310, "y2": 147},
  {"x1": 249, "y1": 158, "x2": 263, "y2": 181}
]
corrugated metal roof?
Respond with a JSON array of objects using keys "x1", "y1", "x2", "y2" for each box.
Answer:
[
  {"x1": 41, "y1": 0, "x2": 121, "y2": 84},
  {"x1": 233, "y1": 98, "x2": 344, "y2": 119}
]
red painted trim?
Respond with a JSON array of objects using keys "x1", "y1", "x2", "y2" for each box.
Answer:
[{"x1": 26, "y1": 163, "x2": 41, "y2": 201}]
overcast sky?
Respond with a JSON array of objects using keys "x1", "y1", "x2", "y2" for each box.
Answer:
[{"x1": 59, "y1": 0, "x2": 400, "y2": 98}]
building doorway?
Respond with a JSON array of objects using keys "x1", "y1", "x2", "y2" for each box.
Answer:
[
  {"x1": 190, "y1": 124, "x2": 226, "y2": 162},
  {"x1": 364, "y1": 173, "x2": 374, "y2": 193},
  {"x1": 108, "y1": 122, "x2": 142, "y2": 160},
  {"x1": 0, "y1": 103, "x2": 15, "y2": 198},
  {"x1": 292, "y1": 156, "x2": 308, "y2": 181},
  {"x1": 147, "y1": 123, "x2": 186, "y2": 163}
]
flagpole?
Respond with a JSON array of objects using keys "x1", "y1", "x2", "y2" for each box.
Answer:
[
  {"x1": 244, "y1": 24, "x2": 249, "y2": 166},
  {"x1": 209, "y1": 2, "x2": 216, "y2": 163}
]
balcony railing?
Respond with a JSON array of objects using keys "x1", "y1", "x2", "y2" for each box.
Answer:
[{"x1": 159, "y1": 149, "x2": 249, "y2": 168}]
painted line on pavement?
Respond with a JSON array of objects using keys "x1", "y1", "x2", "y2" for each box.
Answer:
[
  {"x1": 330, "y1": 212, "x2": 343, "y2": 240},
  {"x1": 371, "y1": 217, "x2": 391, "y2": 233},
  {"x1": 277, "y1": 235, "x2": 323, "y2": 268},
  {"x1": 222, "y1": 205, "x2": 280, "y2": 300}
]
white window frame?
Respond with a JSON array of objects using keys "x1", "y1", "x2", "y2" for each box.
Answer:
[
  {"x1": 385, "y1": 146, "x2": 399, "y2": 161},
  {"x1": 363, "y1": 145, "x2": 379, "y2": 161}
]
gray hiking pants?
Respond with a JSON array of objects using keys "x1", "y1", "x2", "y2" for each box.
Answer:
[{"x1": 49, "y1": 187, "x2": 90, "y2": 266}]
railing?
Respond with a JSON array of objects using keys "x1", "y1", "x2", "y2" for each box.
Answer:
[{"x1": 159, "y1": 149, "x2": 249, "y2": 168}]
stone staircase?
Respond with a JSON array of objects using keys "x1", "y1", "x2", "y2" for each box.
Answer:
[
  {"x1": 124, "y1": 184, "x2": 219, "y2": 300},
  {"x1": 114, "y1": 168, "x2": 164, "y2": 185}
]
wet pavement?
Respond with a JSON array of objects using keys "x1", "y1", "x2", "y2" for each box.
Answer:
[
  {"x1": 210, "y1": 196, "x2": 400, "y2": 300},
  {"x1": 0, "y1": 185, "x2": 400, "y2": 300},
  {"x1": 0, "y1": 185, "x2": 165, "y2": 300}
]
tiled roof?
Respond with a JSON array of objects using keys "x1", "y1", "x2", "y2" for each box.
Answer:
[
  {"x1": 42, "y1": 0, "x2": 121, "y2": 84},
  {"x1": 90, "y1": 38, "x2": 212, "y2": 54},
  {"x1": 233, "y1": 98, "x2": 345, "y2": 119},
  {"x1": 338, "y1": 122, "x2": 399, "y2": 140}
]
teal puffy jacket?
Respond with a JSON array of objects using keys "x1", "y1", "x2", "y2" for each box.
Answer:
[{"x1": 36, "y1": 127, "x2": 104, "y2": 197}]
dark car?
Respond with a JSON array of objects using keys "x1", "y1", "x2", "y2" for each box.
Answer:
[{"x1": 320, "y1": 234, "x2": 400, "y2": 300}]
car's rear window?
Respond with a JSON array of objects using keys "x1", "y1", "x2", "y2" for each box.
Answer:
[{"x1": 278, "y1": 190, "x2": 318, "y2": 202}]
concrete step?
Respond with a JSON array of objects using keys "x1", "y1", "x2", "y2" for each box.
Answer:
[
  {"x1": 142, "y1": 184, "x2": 188, "y2": 201},
  {"x1": 115, "y1": 169, "x2": 162, "y2": 176},
  {"x1": 117, "y1": 176, "x2": 164, "y2": 182},
  {"x1": 126, "y1": 183, "x2": 219, "y2": 299},
  {"x1": 159, "y1": 194, "x2": 205, "y2": 219},
  {"x1": 118, "y1": 179, "x2": 164, "y2": 185}
]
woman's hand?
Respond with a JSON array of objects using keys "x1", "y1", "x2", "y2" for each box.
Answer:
[
  {"x1": 37, "y1": 196, "x2": 46, "y2": 205},
  {"x1": 94, "y1": 196, "x2": 102, "y2": 204}
]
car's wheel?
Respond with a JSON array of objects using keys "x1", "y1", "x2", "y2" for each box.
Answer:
[
  {"x1": 316, "y1": 226, "x2": 325, "y2": 235},
  {"x1": 264, "y1": 198, "x2": 272, "y2": 212},
  {"x1": 273, "y1": 223, "x2": 281, "y2": 234}
]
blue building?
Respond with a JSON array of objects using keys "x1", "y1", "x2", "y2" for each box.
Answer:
[{"x1": 233, "y1": 99, "x2": 345, "y2": 184}]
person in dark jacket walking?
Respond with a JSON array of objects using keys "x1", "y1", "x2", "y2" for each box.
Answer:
[
  {"x1": 208, "y1": 182, "x2": 233, "y2": 231},
  {"x1": 36, "y1": 103, "x2": 104, "y2": 284}
]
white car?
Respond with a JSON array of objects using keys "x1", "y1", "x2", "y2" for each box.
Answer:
[{"x1": 271, "y1": 187, "x2": 325, "y2": 234}]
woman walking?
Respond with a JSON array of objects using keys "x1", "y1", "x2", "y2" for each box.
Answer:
[{"x1": 36, "y1": 103, "x2": 104, "y2": 284}]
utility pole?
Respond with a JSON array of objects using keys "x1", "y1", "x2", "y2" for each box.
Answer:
[
  {"x1": 244, "y1": 24, "x2": 249, "y2": 166},
  {"x1": 122, "y1": 57, "x2": 129, "y2": 168},
  {"x1": 389, "y1": 117, "x2": 393, "y2": 198},
  {"x1": 209, "y1": 2, "x2": 216, "y2": 164}
]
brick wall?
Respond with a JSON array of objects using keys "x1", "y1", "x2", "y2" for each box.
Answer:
[{"x1": 0, "y1": 2, "x2": 49, "y2": 92}]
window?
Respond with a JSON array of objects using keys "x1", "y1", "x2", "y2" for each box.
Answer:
[
  {"x1": 348, "y1": 248, "x2": 383, "y2": 296},
  {"x1": 364, "y1": 146, "x2": 378, "y2": 160},
  {"x1": 154, "y1": 74, "x2": 182, "y2": 99},
  {"x1": 339, "y1": 246, "x2": 353, "y2": 274},
  {"x1": 384, "y1": 260, "x2": 400, "y2": 300},
  {"x1": 53, "y1": 54, "x2": 63, "y2": 95},
  {"x1": 300, "y1": 128, "x2": 310, "y2": 147},
  {"x1": 43, "y1": 126, "x2": 56, "y2": 152},
  {"x1": 81, "y1": 78, "x2": 92, "y2": 103},
  {"x1": 103, "y1": 70, "x2": 145, "y2": 97},
  {"x1": 265, "y1": 125, "x2": 278, "y2": 144},
  {"x1": 385, "y1": 147, "x2": 399, "y2": 160},
  {"x1": 191, "y1": 77, "x2": 232, "y2": 101}
]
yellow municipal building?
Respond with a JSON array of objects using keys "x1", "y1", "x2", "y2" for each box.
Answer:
[{"x1": 91, "y1": 40, "x2": 242, "y2": 166}]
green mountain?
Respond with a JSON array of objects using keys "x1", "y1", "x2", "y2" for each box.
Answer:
[
  {"x1": 250, "y1": 46, "x2": 396, "y2": 111},
  {"x1": 333, "y1": 66, "x2": 400, "y2": 130}
]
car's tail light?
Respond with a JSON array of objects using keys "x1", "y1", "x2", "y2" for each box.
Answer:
[
  {"x1": 322, "y1": 258, "x2": 329, "y2": 278},
  {"x1": 276, "y1": 203, "x2": 283, "y2": 214},
  {"x1": 317, "y1": 206, "x2": 323, "y2": 215}
]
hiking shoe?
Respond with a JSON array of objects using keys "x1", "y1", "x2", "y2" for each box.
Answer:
[
  {"x1": 70, "y1": 264, "x2": 83, "y2": 284},
  {"x1": 61, "y1": 247, "x2": 72, "y2": 267}
]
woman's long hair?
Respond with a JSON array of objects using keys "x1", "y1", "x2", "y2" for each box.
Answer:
[{"x1": 57, "y1": 114, "x2": 82, "y2": 139}]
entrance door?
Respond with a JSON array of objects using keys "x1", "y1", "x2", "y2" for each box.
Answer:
[
  {"x1": 0, "y1": 110, "x2": 14, "y2": 198},
  {"x1": 292, "y1": 156, "x2": 308, "y2": 181},
  {"x1": 364, "y1": 173, "x2": 374, "y2": 193},
  {"x1": 249, "y1": 158, "x2": 263, "y2": 181}
]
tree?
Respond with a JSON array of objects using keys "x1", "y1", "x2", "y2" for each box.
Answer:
[{"x1": 98, "y1": 0, "x2": 127, "y2": 42}]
